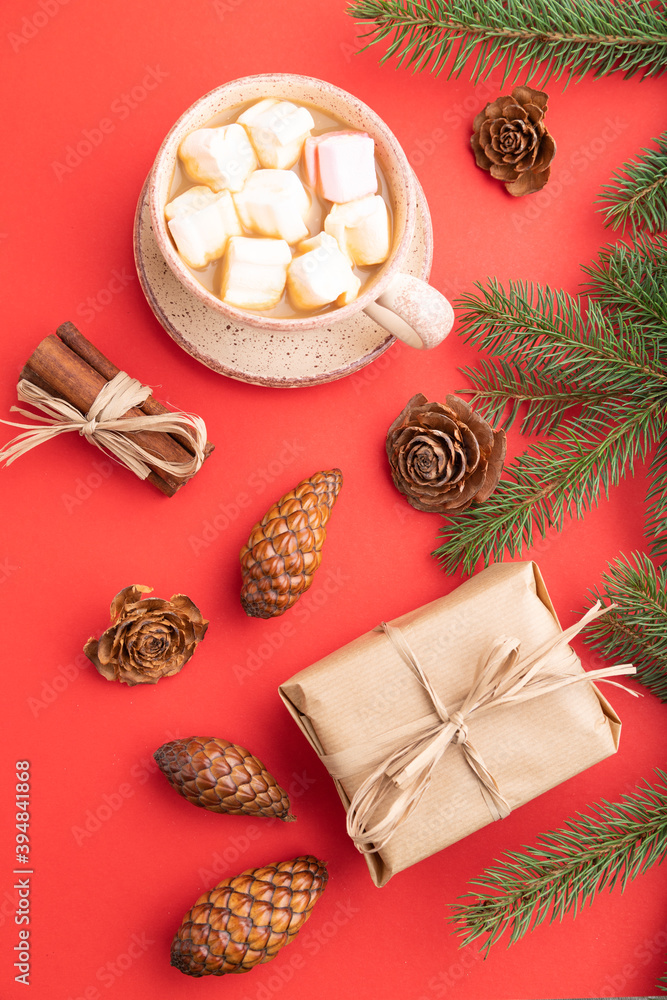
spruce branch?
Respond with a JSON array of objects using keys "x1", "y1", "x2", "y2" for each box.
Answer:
[
  {"x1": 434, "y1": 235, "x2": 667, "y2": 574},
  {"x1": 646, "y1": 437, "x2": 667, "y2": 559},
  {"x1": 582, "y1": 234, "x2": 667, "y2": 340},
  {"x1": 348, "y1": 0, "x2": 667, "y2": 87},
  {"x1": 660, "y1": 962, "x2": 667, "y2": 994},
  {"x1": 598, "y1": 132, "x2": 667, "y2": 233},
  {"x1": 434, "y1": 403, "x2": 664, "y2": 574},
  {"x1": 584, "y1": 553, "x2": 667, "y2": 701},
  {"x1": 451, "y1": 769, "x2": 667, "y2": 954}
]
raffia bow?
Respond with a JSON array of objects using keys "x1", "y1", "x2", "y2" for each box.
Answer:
[
  {"x1": 0, "y1": 373, "x2": 207, "y2": 481},
  {"x1": 320, "y1": 603, "x2": 636, "y2": 854}
]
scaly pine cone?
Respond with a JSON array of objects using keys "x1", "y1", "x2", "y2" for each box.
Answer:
[
  {"x1": 386, "y1": 394, "x2": 506, "y2": 513},
  {"x1": 240, "y1": 469, "x2": 342, "y2": 619},
  {"x1": 154, "y1": 737, "x2": 294, "y2": 821},
  {"x1": 471, "y1": 85, "x2": 556, "y2": 197},
  {"x1": 171, "y1": 856, "x2": 328, "y2": 977}
]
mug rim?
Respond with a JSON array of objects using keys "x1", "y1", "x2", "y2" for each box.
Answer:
[{"x1": 148, "y1": 72, "x2": 416, "y2": 332}]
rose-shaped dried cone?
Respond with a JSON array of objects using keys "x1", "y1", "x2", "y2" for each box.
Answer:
[
  {"x1": 386, "y1": 393, "x2": 506, "y2": 513},
  {"x1": 471, "y1": 85, "x2": 555, "y2": 196},
  {"x1": 84, "y1": 585, "x2": 208, "y2": 685},
  {"x1": 240, "y1": 469, "x2": 342, "y2": 619},
  {"x1": 170, "y1": 856, "x2": 328, "y2": 977},
  {"x1": 154, "y1": 737, "x2": 294, "y2": 821}
]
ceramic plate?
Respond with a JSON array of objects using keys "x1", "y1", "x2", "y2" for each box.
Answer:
[{"x1": 133, "y1": 175, "x2": 433, "y2": 388}]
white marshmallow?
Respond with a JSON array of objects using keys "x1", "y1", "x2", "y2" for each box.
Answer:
[
  {"x1": 238, "y1": 99, "x2": 314, "y2": 170},
  {"x1": 234, "y1": 169, "x2": 310, "y2": 245},
  {"x1": 303, "y1": 131, "x2": 377, "y2": 203},
  {"x1": 221, "y1": 236, "x2": 291, "y2": 310},
  {"x1": 165, "y1": 186, "x2": 242, "y2": 269},
  {"x1": 287, "y1": 232, "x2": 361, "y2": 311},
  {"x1": 324, "y1": 195, "x2": 391, "y2": 266},
  {"x1": 178, "y1": 124, "x2": 257, "y2": 193}
]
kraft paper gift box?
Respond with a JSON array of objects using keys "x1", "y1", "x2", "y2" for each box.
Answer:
[{"x1": 279, "y1": 561, "x2": 626, "y2": 887}]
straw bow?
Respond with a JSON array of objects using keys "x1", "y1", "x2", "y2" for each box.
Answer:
[
  {"x1": 321, "y1": 603, "x2": 636, "y2": 854},
  {"x1": 0, "y1": 373, "x2": 207, "y2": 481}
]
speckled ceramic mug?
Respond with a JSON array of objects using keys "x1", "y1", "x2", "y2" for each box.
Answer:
[{"x1": 149, "y1": 73, "x2": 454, "y2": 350}]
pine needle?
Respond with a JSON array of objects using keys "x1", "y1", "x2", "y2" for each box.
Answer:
[
  {"x1": 598, "y1": 132, "x2": 667, "y2": 233},
  {"x1": 348, "y1": 0, "x2": 667, "y2": 87},
  {"x1": 451, "y1": 769, "x2": 667, "y2": 954},
  {"x1": 646, "y1": 436, "x2": 667, "y2": 559},
  {"x1": 583, "y1": 552, "x2": 667, "y2": 701},
  {"x1": 433, "y1": 234, "x2": 667, "y2": 575}
]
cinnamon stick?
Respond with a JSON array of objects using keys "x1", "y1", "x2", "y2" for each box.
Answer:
[
  {"x1": 23, "y1": 336, "x2": 194, "y2": 496},
  {"x1": 19, "y1": 361, "x2": 174, "y2": 496},
  {"x1": 55, "y1": 322, "x2": 214, "y2": 462}
]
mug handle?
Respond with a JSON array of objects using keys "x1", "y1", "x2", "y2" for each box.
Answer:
[{"x1": 363, "y1": 272, "x2": 454, "y2": 350}]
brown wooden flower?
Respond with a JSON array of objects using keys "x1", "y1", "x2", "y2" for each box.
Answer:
[
  {"x1": 84, "y1": 585, "x2": 208, "y2": 685},
  {"x1": 471, "y1": 85, "x2": 555, "y2": 196},
  {"x1": 386, "y1": 393, "x2": 506, "y2": 513}
]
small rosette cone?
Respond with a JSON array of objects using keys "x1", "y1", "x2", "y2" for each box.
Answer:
[
  {"x1": 171, "y1": 856, "x2": 328, "y2": 977},
  {"x1": 471, "y1": 84, "x2": 556, "y2": 197},
  {"x1": 240, "y1": 469, "x2": 342, "y2": 619},
  {"x1": 154, "y1": 737, "x2": 294, "y2": 821},
  {"x1": 386, "y1": 394, "x2": 506, "y2": 513}
]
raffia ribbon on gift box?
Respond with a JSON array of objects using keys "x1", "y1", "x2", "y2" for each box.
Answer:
[
  {"x1": 0, "y1": 373, "x2": 206, "y2": 482},
  {"x1": 320, "y1": 603, "x2": 637, "y2": 854}
]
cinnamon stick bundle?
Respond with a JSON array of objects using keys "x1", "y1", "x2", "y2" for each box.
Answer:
[{"x1": 17, "y1": 322, "x2": 214, "y2": 496}]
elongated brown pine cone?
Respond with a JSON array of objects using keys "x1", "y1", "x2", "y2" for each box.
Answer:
[
  {"x1": 154, "y1": 737, "x2": 294, "y2": 821},
  {"x1": 240, "y1": 469, "x2": 342, "y2": 619},
  {"x1": 171, "y1": 856, "x2": 328, "y2": 977}
]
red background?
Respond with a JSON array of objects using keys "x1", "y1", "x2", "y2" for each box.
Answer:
[{"x1": 1, "y1": 1, "x2": 667, "y2": 998}]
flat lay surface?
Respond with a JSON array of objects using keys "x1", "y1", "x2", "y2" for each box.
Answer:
[{"x1": 1, "y1": 1, "x2": 667, "y2": 998}]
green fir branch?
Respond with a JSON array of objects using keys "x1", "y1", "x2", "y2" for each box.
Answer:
[
  {"x1": 660, "y1": 962, "x2": 667, "y2": 994},
  {"x1": 458, "y1": 358, "x2": 605, "y2": 435},
  {"x1": 434, "y1": 236, "x2": 667, "y2": 574},
  {"x1": 348, "y1": 0, "x2": 667, "y2": 87},
  {"x1": 456, "y1": 275, "x2": 667, "y2": 396},
  {"x1": 598, "y1": 132, "x2": 667, "y2": 233},
  {"x1": 582, "y1": 234, "x2": 667, "y2": 341},
  {"x1": 451, "y1": 769, "x2": 667, "y2": 954},
  {"x1": 434, "y1": 402, "x2": 663, "y2": 574},
  {"x1": 584, "y1": 553, "x2": 667, "y2": 701},
  {"x1": 646, "y1": 437, "x2": 667, "y2": 560}
]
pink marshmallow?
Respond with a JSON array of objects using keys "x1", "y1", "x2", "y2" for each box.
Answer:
[
  {"x1": 303, "y1": 134, "x2": 326, "y2": 189},
  {"x1": 302, "y1": 131, "x2": 378, "y2": 203}
]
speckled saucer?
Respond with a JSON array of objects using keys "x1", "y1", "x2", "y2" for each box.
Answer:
[{"x1": 133, "y1": 175, "x2": 433, "y2": 388}]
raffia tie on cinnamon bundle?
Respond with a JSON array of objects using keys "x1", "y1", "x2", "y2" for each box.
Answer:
[
  {"x1": 0, "y1": 322, "x2": 213, "y2": 495},
  {"x1": 320, "y1": 605, "x2": 637, "y2": 854}
]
